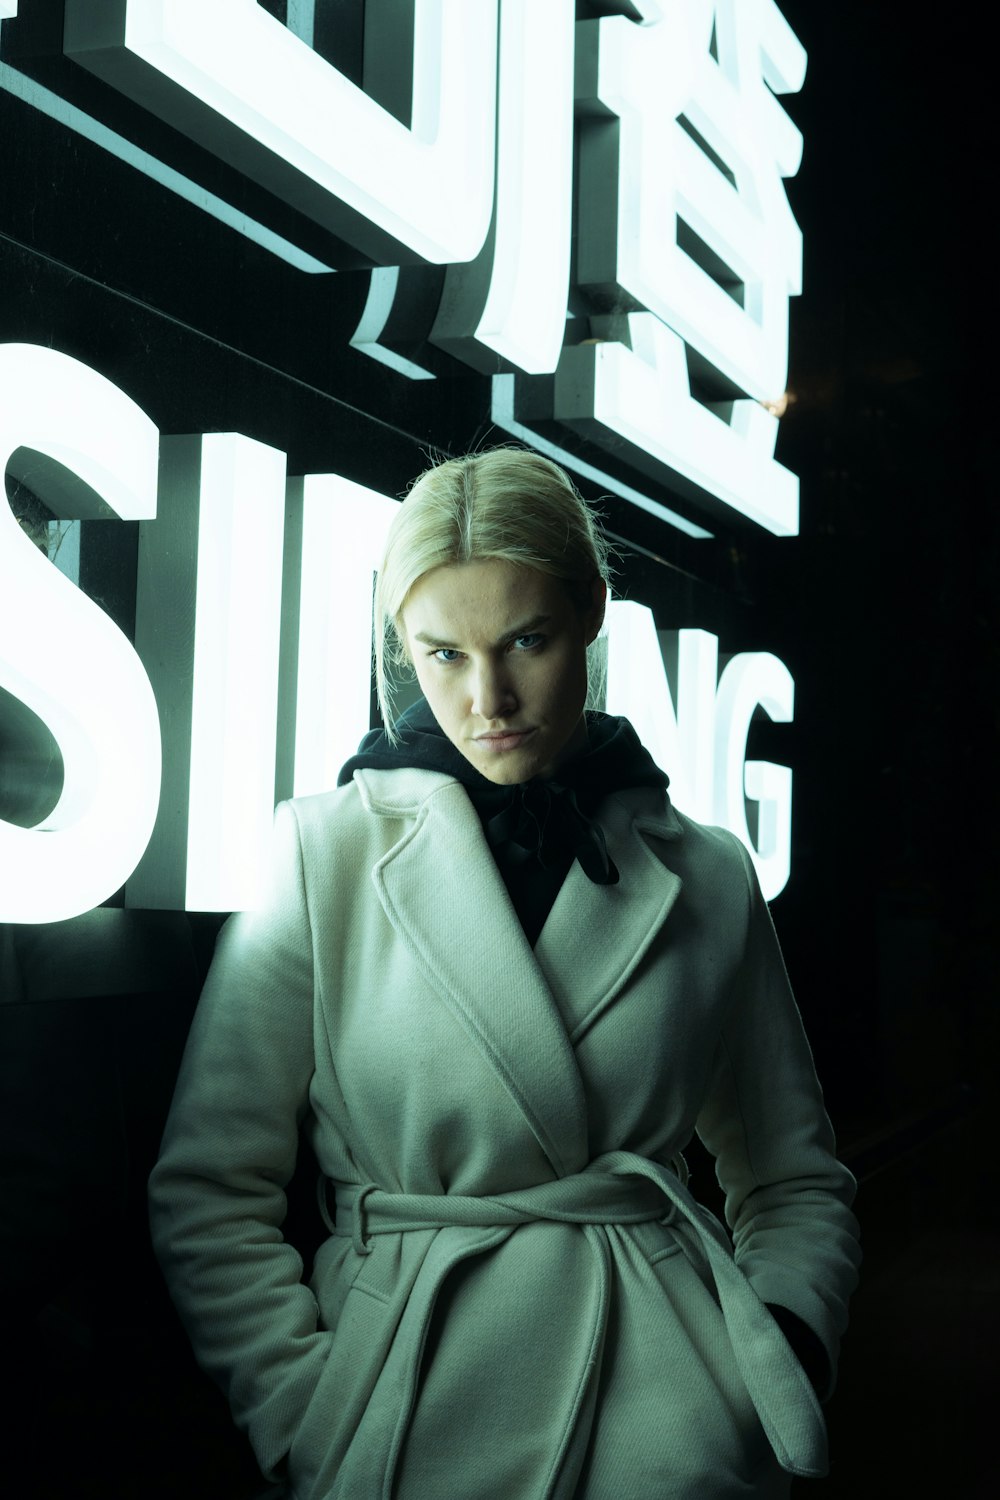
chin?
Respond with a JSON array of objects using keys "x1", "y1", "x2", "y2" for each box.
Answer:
[
  {"x1": 462, "y1": 745, "x2": 534, "y2": 786},
  {"x1": 464, "y1": 754, "x2": 516, "y2": 785},
  {"x1": 479, "y1": 765, "x2": 530, "y2": 787}
]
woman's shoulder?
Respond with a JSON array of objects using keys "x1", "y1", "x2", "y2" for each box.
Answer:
[
  {"x1": 670, "y1": 803, "x2": 751, "y2": 869},
  {"x1": 614, "y1": 786, "x2": 755, "y2": 899},
  {"x1": 259, "y1": 770, "x2": 463, "y2": 912},
  {"x1": 279, "y1": 766, "x2": 460, "y2": 840}
]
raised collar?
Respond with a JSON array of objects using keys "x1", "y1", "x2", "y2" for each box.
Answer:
[{"x1": 352, "y1": 764, "x2": 685, "y2": 845}]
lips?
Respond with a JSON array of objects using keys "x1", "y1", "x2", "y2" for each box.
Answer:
[{"x1": 474, "y1": 729, "x2": 535, "y2": 752}]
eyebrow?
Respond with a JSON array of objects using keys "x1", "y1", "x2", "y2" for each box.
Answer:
[{"x1": 412, "y1": 613, "x2": 552, "y2": 650}]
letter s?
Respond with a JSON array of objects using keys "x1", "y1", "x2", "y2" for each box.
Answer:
[{"x1": 0, "y1": 344, "x2": 161, "y2": 922}]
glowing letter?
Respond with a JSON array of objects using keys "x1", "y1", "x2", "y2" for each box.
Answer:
[
  {"x1": 714, "y1": 650, "x2": 794, "y2": 899},
  {"x1": 606, "y1": 601, "x2": 794, "y2": 893},
  {"x1": 577, "y1": 0, "x2": 805, "y2": 399},
  {"x1": 569, "y1": 0, "x2": 806, "y2": 532},
  {"x1": 554, "y1": 312, "x2": 797, "y2": 534},
  {"x1": 63, "y1": 0, "x2": 498, "y2": 266},
  {"x1": 280, "y1": 475, "x2": 399, "y2": 799},
  {"x1": 128, "y1": 434, "x2": 286, "y2": 912},
  {"x1": 0, "y1": 344, "x2": 160, "y2": 923},
  {"x1": 430, "y1": 0, "x2": 574, "y2": 374},
  {"x1": 604, "y1": 602, "x2": 718, "y2": 822}
]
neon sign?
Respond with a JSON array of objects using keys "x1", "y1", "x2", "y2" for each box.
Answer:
[
  {"x1": 14, "y1": 1, "x2": 809, "y2": 536},
  {"x1": 604, "y1": 604, "x2": 793, "y2": 901},
  {"x1": 62, "y1": 0, "x2": 498, "y2": 267},
  {"x1": 0, "y1": 344, "x2": 161, "y2": 924},
  {"x1": 285, "y1": 474, "x2": 402, "y2": 799},
  {"x1": 127, "y1": 434, "x2": 288, "y2": 914},
  {"x1": 428, "y1": 0, "x2": 574, "y2": 377},
  {"x1": 1, "y1": 345, "x2": 795, "y2": 919}
]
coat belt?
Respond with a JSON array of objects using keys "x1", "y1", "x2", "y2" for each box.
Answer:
[
  {"x1": 324, "y1": 1149, "x2": 829, "y2": 1480},
  {"x1": 331, "y1": 1159, "x2": 679, "y2": 1255}
]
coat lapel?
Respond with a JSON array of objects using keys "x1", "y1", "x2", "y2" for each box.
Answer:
[
  {"x1": 534, "y1": 789, "x2": 684, "y2": 1043},
  {"x1": 360, "y1": 770, "x2": 589, "y2": 1178}
]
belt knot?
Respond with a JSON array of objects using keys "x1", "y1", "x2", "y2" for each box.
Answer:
[{"x1": 329, "y1": 1151, "x2": 689, "y2": 1253}]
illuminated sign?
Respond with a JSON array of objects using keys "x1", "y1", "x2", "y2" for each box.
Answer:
[
  {"x1": 604, "y1": 604, "x2": 793, "y2": 899},
  {"x1": 127, "y1": 434, "x2": 288, "y2": 914},
  {"x1": 428, "y1": 0, "x2": 574, "y2": 377},
  {"x1": 285, "y1": 474, "x2": 401, "y2": 800},
  {"x1": 552, "y1": 314, "x2": 797, "y2": 535},
  {"x1": 555, "y1": 0, "x2": 804, "y2": 533},
  {"x1": 1, "y1": 1, "x2": 807, "y2": 536},
  {"x1": 1, "y1": 345, "x2": 795, "y2": 918},
  {"x1": 0, "y1": 344, "x2": 161, "y2": 924},
  {"x1": 713, "y1": 646, "x2": 794, "y2": 898},
  {"x1": 125, "y1": 451, "x2": 401, "y2": 914},
  {"x1": 505, "y1": 0, "x2": 804, "y2": 536},
  {"x1": 62, "y1": 0, "x2": 498, "y2": 267}
]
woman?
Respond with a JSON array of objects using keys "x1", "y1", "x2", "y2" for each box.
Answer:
[{"x1": 149, "y1": 449, "x2": 861, "y2": 1499}]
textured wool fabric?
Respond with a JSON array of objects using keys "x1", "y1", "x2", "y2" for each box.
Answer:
[{"x1": 149, "y1": 769, "x2": 861, "y2": 1499}]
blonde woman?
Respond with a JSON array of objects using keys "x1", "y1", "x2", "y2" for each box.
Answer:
[{"x1": 150, "y1": 449, "x2": 860, "y2": 1499}]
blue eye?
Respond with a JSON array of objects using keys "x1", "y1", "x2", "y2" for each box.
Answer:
[
  {"x1": 432, "y1": 648, "x2": 462, "y2": 664},
  {"x1": 512, "y1": 633, "x2": 544, "y2": 652}
]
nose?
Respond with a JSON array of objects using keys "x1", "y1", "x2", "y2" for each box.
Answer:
[{"x1": 470, "y1": 657, "x2": 518, "y2": 722}]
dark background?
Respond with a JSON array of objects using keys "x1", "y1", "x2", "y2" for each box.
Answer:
[{"x1": 1, "y1": 3, "x2": 993, "y2": 1495}]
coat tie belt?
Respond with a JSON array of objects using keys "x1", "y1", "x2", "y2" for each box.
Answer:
[
  {"x1": 332, "y1": 1162, "x2": 677, "y2": 1255},
  {"x1": 325, "y1": 1149, "x2": 829, "y2": 1480}
]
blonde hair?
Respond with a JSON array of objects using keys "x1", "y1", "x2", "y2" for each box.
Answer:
[{"x1": 375, "y1": 448, "x2": 611, "y2": 740}]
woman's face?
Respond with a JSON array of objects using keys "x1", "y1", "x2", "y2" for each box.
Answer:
[{"x1": 400, "y1": 557, "x2": 605, "y2": 786}]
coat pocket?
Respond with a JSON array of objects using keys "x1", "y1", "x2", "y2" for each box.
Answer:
[
  {"x1": 284, "y1": 1354, "x2": 337, "y2": 1500},
  {"x1": 580, "y1": 1223, "x2": 781, "y2": 1492},
  {"x1": 285, "y1": 1235, "x2": 393, "y2": 1500},
  {"x1": 285, "y1": 1279, "x2": 394, "y2": 1500}
]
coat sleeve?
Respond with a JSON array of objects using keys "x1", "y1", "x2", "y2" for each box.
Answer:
[
  {"x1": 694, "y1": 834, "x2": 862, "y2": 1401},
  {"x1": 148, "y1": 800, "x2": 330, "y2": 1480}
]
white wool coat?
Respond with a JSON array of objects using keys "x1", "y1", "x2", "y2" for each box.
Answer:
[{"x1": 149, "y1": 768, "x2": 861, "y2": 1499}]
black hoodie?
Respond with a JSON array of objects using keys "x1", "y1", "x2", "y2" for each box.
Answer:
[{"x1": 338, "y1": 697, "x2": 669, "y2": 947}]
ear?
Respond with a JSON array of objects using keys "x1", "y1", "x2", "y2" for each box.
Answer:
[{"x1": 586, "y1": 577, "x2": 607, "y2": 644}]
